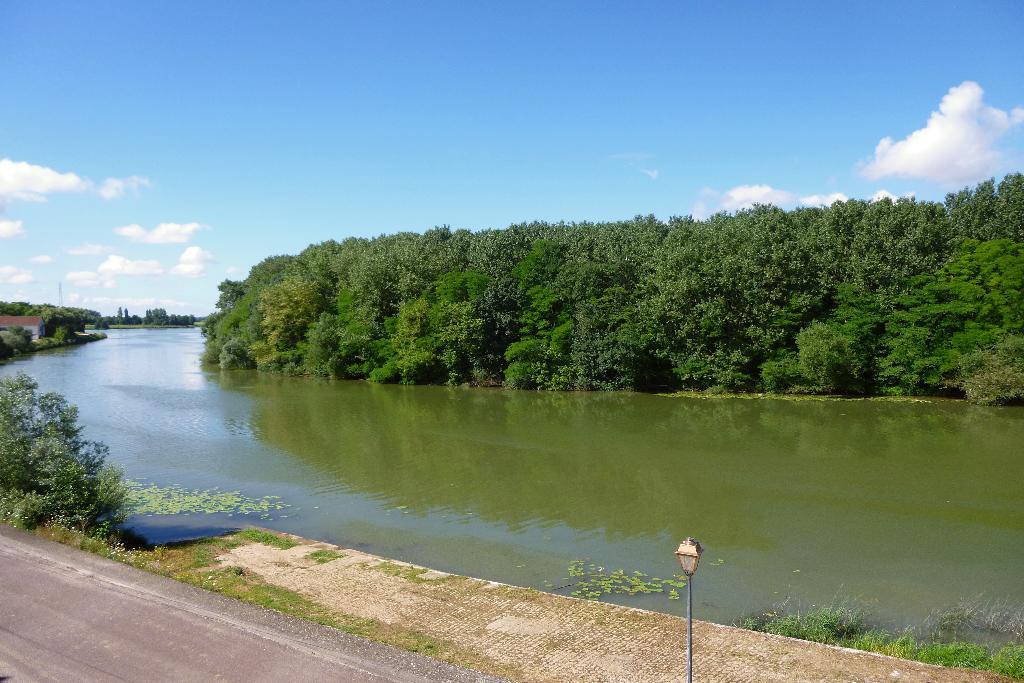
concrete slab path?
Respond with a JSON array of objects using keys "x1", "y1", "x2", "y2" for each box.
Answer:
[{"x1": 217, "y1": 532, "x2": 1007, "y2": 683}]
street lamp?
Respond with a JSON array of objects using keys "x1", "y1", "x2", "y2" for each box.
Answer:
[{"x1": 675, "y1": 537, "x2": 703, "y2": 683}]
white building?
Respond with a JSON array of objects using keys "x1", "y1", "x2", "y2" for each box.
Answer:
[{"x1": 0, "y1": 316, "x2": 46, "y2": 340}]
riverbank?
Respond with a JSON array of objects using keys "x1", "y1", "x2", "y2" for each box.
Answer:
[
  {"x1": 2, "y1": 331, "x2": 107, "y2": 358},
  {"x1": 656, "y1": 389, "x2": 941, "y2": 403},
  {"x1": 22, "y1": 523, "x2": 1011, "y2": 682}
]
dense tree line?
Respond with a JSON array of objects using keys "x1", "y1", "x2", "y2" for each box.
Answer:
[
  {"x1": 202, "y1": 176, "x2": 1024, "y2": 404},
  {"x1": 94, "y1": 307, "x2": 197, "y2": 328}
]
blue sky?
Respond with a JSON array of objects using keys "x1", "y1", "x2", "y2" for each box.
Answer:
[{"x1": 1, "y1": 1, "x2": 1023, "y2": 314}]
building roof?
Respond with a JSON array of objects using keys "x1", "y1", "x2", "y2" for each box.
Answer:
[{"x1": 0, "y1": 316, "x2": 44, "y2": 326}]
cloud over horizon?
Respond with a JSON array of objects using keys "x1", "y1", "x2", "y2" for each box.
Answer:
[
  {"x1": 862, "y1": 81, "x2": 1024, "y2": 186},
  {"x1": 170, "y1": 246, "x2": 214, "y2": 278},
  {"x1": 98, "y1": 254, "x2": 165, "y2": 277},
  {"x1": 0, "y1": 266, "x2": 34, "y2": 285},
  {"x1": 0, "y1": 218, "x2": 26, "y2": 239},
  {"x1": 115, "y1": 222, "x2": 204, "y2": 244},
  {"x1": 799, "y1": 192, "x2": 849, "y2": 206},
  {"x1": 66, "y1": 243, "x2": 114, "y2": 256},
  {"x1": 99, "y1": 175, "x2": 151, "y2": 200},
  {"x1": 66, "y1": 270, "x2": 116, "y2": 289}
]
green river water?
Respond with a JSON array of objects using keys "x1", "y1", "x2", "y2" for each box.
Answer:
[{"x1": 3, "y1": 328, "x2": 1022, "y2": 629}]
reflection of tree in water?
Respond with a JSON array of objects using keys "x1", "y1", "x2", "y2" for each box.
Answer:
[{"x1": 222, "y1": 373, "x2": 1024, "y2": 548}]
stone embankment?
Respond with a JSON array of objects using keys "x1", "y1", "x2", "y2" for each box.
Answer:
[{"x1": 216, "y1": 531, "x2": 1005, "y2": 682}]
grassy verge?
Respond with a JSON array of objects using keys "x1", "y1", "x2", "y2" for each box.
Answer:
[
  {"x1": 22, "y1": 523, "x2": 511, "y2": 679},
  {"x1": 740, "y1": 605, "x2": 1024, "y2": 679}
]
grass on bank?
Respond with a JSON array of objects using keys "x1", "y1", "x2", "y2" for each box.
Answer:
[
  {"x1": 307, "y1": 548, "x2": 345, "y2": 564},
  {"x1": 740, "y1": 605, "x2": 1024, "y2": 679}
]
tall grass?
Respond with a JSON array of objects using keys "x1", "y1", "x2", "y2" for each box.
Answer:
[{"x1": 739, "y1": 603, "x2": 1024, "y2": 679}]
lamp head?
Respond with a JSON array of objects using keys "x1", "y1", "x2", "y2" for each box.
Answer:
[{"x1": 675, "y1": 537, "x2": 703, "y2": 576}]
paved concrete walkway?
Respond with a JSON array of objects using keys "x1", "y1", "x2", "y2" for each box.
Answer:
[
  {"x1": 0, "y1": 525, "x2": 499, "y2": 683},
  {"x1": 219, "y1": 532, "x2": 1007, "y2": 683}
]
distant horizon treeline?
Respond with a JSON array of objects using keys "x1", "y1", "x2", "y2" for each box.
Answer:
[
  {"x1": 93, "y1": 307, "x2": 197, "y2": 328},
  {"x1": 201, "y1": 176, "x2": 1024, "y2": 404},
  {"x1": 0, "y1": 301, "x2": 198, "y2": 331}
]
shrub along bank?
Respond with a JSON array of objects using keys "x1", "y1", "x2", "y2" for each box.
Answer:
[
  {"x1": 202, "y1": 176, "x2": 1024, "y2": 403},
  {"x1": 0, "y1": 319, "x2": 106, "y2": 361},
  {"x1": 0, "y1": 373, "x2": 127, "y2": 534}
]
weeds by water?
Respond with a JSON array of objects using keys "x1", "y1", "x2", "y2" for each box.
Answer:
[
  {"x1": 740, "y1": 603, "x2": 1024, "y2": 679},
  {"x1": 307, "y1": 549, "x2": 345, "y2": 564},
  {"x1": 236, "y1": 527, "x2": 299, "y2": 549},
  {"x1": 928, "y1": 598, "x2": 1024, "y2": 642}
]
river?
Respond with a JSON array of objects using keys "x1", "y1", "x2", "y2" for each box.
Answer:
[{"x1": 2, "y1": 328, "x2": 1022, "y2": 630}]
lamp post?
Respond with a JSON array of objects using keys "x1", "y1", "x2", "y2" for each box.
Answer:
[{"x1": 675, "y1": 537, "x2": 703, "y2": 683}]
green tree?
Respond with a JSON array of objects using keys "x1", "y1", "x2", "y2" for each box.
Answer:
[
  {"x1": 797, "y1": 322, "x2": 857, "y2": 393},
  {"x1": 880, "y1": 239, "x2": 1024, "y2": 392},
  {"x1": 957, "y1": 335, "x2": 1024, "y2": 405},
  {"x1": 195, "y1": 176, "x2": 1024, "y2": 398},
  {"x1": 0, "y1": 373, "x2": 128, "y2": 531},
  {"x1": 255, "y1": 276, "x2": 325, "y2": 368}
]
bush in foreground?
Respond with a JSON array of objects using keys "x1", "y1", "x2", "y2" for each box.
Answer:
[{"x1": 0, "y1": 372, "x2": 128, "y2": 532}]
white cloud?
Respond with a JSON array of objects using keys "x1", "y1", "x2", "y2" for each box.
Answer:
[
  {"x1": 98, "y1": 254, "x2": 164, "y2": 276},
  {"x1": 226, "y1": 265, "x2": 241, "y2": 275},
  {"x1": 862, "y1": 81, "x2": 1024, "y2": 186},
  {"x1": 694, "y1": 185, "x2": 858, "y2": 217},
  {"x1": 719, "y1": 184, "x2": 795, "y2": 211},
  {"x1": 66, "y1": 243, "x2": 113, "y2": 256},
  {"x1": 115, "y1": 221, "x2": 204, "y2": 244},
  {"x1": 799, "y1": 192, "x2": 849, "y2": 206},
  {"x1": 99, "y1": 175, "x2": 151, "y2": 200},
  {"x1": 28, "y1": 255, "x2": 53, "y2": 264},
  {"x1": 66, "y1": 270, "x2": 116, "y2": 289},
  {"x1": 0, "y1": 218, "x2": 25, "y2": 239},
  {"x1": 170, "y1": 246, "x2": 214, "y2": 278},
  {"x1": 639, "y1": 168, "x2": 660, "y2": 180},
  {"x1": 0, "y1": 158, "x2": 89, "y2": 203},
  {"x1": 0, "y1": 266, "x2": 33, "y2": 285},
  {"x1": 871, "y1": 189, "x2": 916, "y2": 202}
]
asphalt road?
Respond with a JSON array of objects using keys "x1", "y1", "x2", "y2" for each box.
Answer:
[{"x1": 0, "y1": 524, "x2": 502, "y2": 682}]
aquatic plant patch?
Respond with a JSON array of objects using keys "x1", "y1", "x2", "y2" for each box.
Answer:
[
  {"x1": 556, "y1": 560, "x2": 689, "y2": 600},
  {"x1": 127, "y1": 481, "x2": 289, "y2": 519}
]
